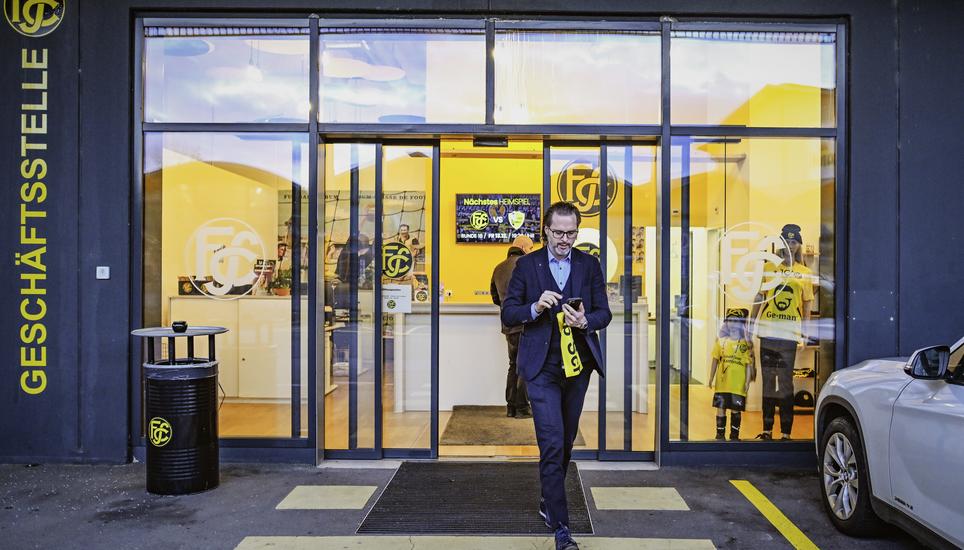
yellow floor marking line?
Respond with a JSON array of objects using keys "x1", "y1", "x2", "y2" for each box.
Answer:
[{"x1": 730, "y1": 479, "x2": 818, "y2": 550}]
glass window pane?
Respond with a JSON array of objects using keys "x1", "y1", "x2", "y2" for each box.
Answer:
[
  {"x1": 495, "y1": 30, "x2": 661, "y2": 125},
  {"x1": 671, "y1": 137, "x2": 835, "y2": 443},
  {"x1": 671, "y1": 31, "x2": 836, "y2": 127},
  {"x1": 143, "y1": 132, "x2": 310, "y2": 439},
  {"x1": 144, "y1": 27, "x2": 310, "y2": 123},
  {"x1": 319, "y1": 28, "x2": 485, "y2": 123}
]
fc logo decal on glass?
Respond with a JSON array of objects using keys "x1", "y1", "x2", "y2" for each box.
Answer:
[
  {"x1": 383, "y1": 242, "x2": 413, "y2": 279},
  {"x1": 555, "y1": 159, "x2": 617, "y2": 217},
  {"x1": 4, "y1": 0, "x2": 65, "y2": 37},
  {"x1": 149, "y1": 417, "x2": 172, "y2": 447},
  {"x1": 184, "y1": 217, "x2": 265, "y2": 299},
  {"x1": 717, "y1": 222, "x2": 791, "y2": 305}
]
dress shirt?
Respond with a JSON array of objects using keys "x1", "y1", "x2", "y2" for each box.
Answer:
[{"x1": 531, "y1": 251, "x2": 572, "y2": 320}]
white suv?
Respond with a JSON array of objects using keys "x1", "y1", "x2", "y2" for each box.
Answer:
[{"x1": 815, "y1": 338, "x2": 964, "y2": 548}]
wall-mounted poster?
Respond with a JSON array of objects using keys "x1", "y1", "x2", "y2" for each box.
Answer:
[{"x1": 455, "y1": 193, "x2": 542, "y2": 243}]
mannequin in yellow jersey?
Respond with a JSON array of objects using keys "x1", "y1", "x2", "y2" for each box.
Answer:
[
  {"x1": 707, "y1": 308, "x2": 755, "y2": 440},
  {"x1": 749, "y1": 224, "x2": 814, "y2": 441}
]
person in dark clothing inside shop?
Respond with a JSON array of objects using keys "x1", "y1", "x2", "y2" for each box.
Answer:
[
  {"x1": 500, "y1": 201, "x2": 612, "y2": 550},
  {"x1": 749, "y1": 223, "x2": 814, "y2": 441},
  {"x1": 490, "y1": 234, "x2": 535, "y2": 418}
]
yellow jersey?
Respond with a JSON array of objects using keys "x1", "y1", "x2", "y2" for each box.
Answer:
[
  {"x1": 711, "y1": 337, "x2": 753, "y2": 397},
  {"x1": 757, "y1": 262, "x2": 815, "y2": 342}
]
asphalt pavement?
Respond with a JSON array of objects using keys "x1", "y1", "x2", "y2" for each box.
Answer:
[{"x1": 0, "y1": 461, "x2": 925, "y2": 549}]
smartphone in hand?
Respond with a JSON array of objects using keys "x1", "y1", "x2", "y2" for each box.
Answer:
[{"x1": 566, "y1": 297, "x2": 583, "y2": 310}]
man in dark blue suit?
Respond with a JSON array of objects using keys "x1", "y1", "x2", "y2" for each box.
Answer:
[{"x1": 501, "y1": 201, "x2": 612, "y2": 550}]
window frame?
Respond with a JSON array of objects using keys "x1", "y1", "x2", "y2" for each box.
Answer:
[{"x1": 132, "y1": 14, "x2": 847, "y2": 463}]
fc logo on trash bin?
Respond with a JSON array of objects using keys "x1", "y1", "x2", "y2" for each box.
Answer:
[{"x1": 149, "y1": 417, "x2": 173, "y2": 447}]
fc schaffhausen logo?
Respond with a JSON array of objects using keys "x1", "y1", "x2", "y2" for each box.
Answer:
[
  {"x1": 184, "y1": 218, "x2": 266, "y2": 299},
  {"x1": 149, "y1": 417, "x2": 172, "y2": 447},
  {"x1": 470, "y1": 210, "x2": 490, "y2": 230},
  {"x1": 717, "y1": 222, "x2": 791, "y2": 305},
  {"x1": 555, "y1": 159, "x2": 618, "y2": 218},
  {"x1": 4, "y1": 0, "x2": 65, "y2": 37},
  {"x1": 383, "y1": 242, "x2": 413, "y2": 279}
]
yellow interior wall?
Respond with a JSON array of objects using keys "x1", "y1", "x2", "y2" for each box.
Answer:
[
  {"x1": 160, "y1": 151, "x2": 284, "y2": 323},
  {"x1": 745, "y1": 139, "x2": 822, "y2": 254},
  {"x1": 439, "y1": 138, "x2": 543, "y2": 303}
]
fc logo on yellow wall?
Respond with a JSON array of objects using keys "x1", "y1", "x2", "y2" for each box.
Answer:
[
  {"x1": 149, "y1": 417, "x2": 173, "y2": 447},
  {"x1": 556, "y1": 159, "x2": 617, "y2": 218},
  {"x1": 383, "y1": 242, "x2": 413, "y2": 279},
  {"x1": 4, "y1": 0, "x2": 65, "y2": 37}
]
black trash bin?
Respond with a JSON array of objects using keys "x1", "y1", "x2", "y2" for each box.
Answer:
[{"x1": 132, "y1": 324, "x2": 227, "y2": 495}]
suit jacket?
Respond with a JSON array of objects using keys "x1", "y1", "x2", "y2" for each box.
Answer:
[
  {"x1": 490, "y1": 247, "x2": 526, "y2": 335},
  {"x1": 500, "y1": 246, "x2": 613, "y2": 381}
]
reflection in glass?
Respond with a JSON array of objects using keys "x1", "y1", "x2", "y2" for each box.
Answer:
[
  {"x1": 143, "y1": 132, "x2": 309, "y2": 438},
  {"x1": 671, "y1": 31, "x2": 836, "y2": 127},
  {"x1": 670, "y1": 137, "x2": 835, "y2": 442},
  {"x1": 144, "y1": 27, "x2": 310, "y2": 123},
  {"x1": 319, "y1": 28, "x2": 485, "y2": 123},
  {"x1": 495, "y1": 30, "x2": 660, "y2": 124}
]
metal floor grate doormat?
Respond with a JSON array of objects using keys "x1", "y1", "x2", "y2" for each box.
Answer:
[{"x1": 357, "y1": 461, "x2": 592, "y2": 535}]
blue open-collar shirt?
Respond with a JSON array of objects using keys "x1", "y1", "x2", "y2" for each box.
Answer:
[{"x1": 530, "y1": 250, "x2": 572, "y2": 320}]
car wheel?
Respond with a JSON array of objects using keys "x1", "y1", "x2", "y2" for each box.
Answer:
[{"x1": 819, "y1": 416, "x2": 883, "y2": 536}]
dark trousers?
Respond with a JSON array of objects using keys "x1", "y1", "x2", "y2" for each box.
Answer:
[
  {"x1": 505, "y1": 332, "x2": 529, "y2": 409},
  {"x1": 760, "y1": 337, "x2": 798, "y2": 434},
  {"x1": 527, "y1": 361, "x2": 592, "y2": 529}
]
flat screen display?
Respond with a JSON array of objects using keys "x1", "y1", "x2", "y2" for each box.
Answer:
[{"x1": 455, "y1": 194, "x2": 542, "y2": 243}]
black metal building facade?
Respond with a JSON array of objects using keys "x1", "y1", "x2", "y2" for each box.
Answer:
[{"x1": 1, "y1": 0, "x2": 962, "y2": 464}]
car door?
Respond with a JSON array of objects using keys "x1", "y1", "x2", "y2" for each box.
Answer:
[{"x1": 889, "y1": 341, "x2": 964, "y2": 545}]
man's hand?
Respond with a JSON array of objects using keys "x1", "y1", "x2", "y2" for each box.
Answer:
[
  {"x1": 562, "y1": 302, "x2": 588, "y2": 329},
  {"x1": 534, "y1": 290, "x2": 563, "y2": 315}
]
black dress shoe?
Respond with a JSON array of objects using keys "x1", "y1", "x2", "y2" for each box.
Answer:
[
  {"x1": 554, "y1": 524, "x2": 579, "y2": 550},
  {"x1": 507, "y1": 406, "x2": 516, "y2": 417},
  {"x1": 514, "y1": 407, "x2": 532, "y2": 419}
]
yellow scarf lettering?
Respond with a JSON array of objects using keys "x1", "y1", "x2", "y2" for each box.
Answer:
[{"x1": 557, "y1": 312, "x2": 583, "y2": 378}]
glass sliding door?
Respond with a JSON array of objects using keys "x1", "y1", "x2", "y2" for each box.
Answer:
[
  {"x1": 547, "y1": 143, "x2": 658, "y2": 456},
  {"x1": 380, "y1": 144, "x2": 436, "y2": 454},
  {"x1": 322, "y1": 141, "x2": 438, "y2": 458},
  {"x1": 323, "y1": 143, "x2": 378, "y2": 452},
  {"x1": 604, "y1": 144, "x2": 658, "y2": 453}
]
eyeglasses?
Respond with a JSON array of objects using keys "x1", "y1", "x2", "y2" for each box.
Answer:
[{"x1": 547, "y1": 228, "x2": 579, "y2": 240}]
